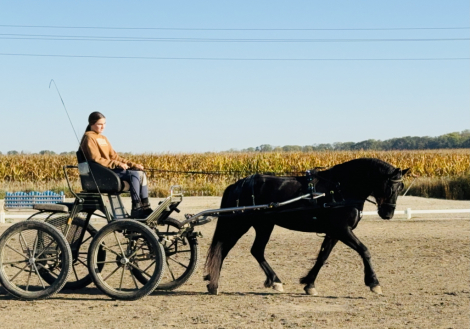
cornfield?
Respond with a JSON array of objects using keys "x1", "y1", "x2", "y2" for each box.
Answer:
[{"x1": 1, "y1": 149, "x2": 469, "y2": 198}]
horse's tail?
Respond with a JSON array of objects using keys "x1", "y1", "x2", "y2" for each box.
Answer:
[{"x1": 204, "y1": 183, "x2": 236, "y2": 283}]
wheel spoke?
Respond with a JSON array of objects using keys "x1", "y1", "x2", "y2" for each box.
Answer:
[
  {"x1": 31, "y1": 232, "x2": 39, "y2": 257},
  {"x1": 99, "y1": 242, "x2": 122, "y2": 258},
  {"x1": 166, "y1": 250, "x2": 191, "y2": 257},
  {"x1": 118, "y1": 266, "x2": 125, "y2": 291},
  {"x1": 36, "y1": 262, "x2": 59, "y2": 278},
  {"x1": 5, "y1": 244, "x2": 29, "y2": 260},
  {"x1": 113, "y1": 232, "x2": 126, "y2": 257},
  {"x1": 163, "y1": 240, "x2": 177, "y2": 250},
  {"x1": 166, "y1": 258, "x2": 176, "y2": 281},
  {"x1": 168, "y1": 257, "x2": 188, "y2": 269},
  {"x1": 76, "y1": 257, "x2": 87, "y2": 267},
  {"x1": 19, "y1": 232, "x2": 31, "y2": 257},
  {"x1": 25, "y1": 265, "x2": 33, "y2": 291},
  {"x1": 128, "y1": 261, "x2": 153, "y2": 279},
  {"x1": 72, "y1": 264, "x2": 80, "y2": 281},
  {"x1": 103, "y1": 265, "x2": 121, "y2": 281},
  {"x1": 10, "y1": 262, "x2": 30, "y2": 281},
  {"x1": 127, "y1": 241, "x2": 147, "y2": 259},
  {"x1": 2, "y1": 259, "x2": 29, "y2": 265},
  {"x1": 32, "y1": 263, "x2": 46, "y2": 289},
  {"x1": 95, "y1": 260, "x2": 121, "y2": 264},
  {"x1": 129, "y1": 266, "x2": 139, "y2": 288},
  {"x1": 35, "y1": 239, "x2": 57, "y2": 259},
  {"x1": 81, "y1": 235, "x2": 92, "y2": 245}
]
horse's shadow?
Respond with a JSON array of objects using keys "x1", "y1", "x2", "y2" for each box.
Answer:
[{"x1": 0, "y1": 285, "x2": 368, "y2": 301}]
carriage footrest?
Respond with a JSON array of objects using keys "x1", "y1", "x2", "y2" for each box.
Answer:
[{"x1": 33, "y1": 203, "x2": 70, "y2": 213}]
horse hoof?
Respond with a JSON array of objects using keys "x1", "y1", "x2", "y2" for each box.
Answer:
[
  {"x1": 304, "y1": 286, "x2": 318, "y2": 296},
  {"x1": 272, "y1": 282, "x2": 284, "y2": 292},
  {"x1": 207, "y1": 285, "x2": 218, "y2": 295},
  {"x1": 370, "y1": 285, "x2": 383, "y2": 295}
]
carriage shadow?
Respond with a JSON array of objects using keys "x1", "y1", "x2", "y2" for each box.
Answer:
[{"x1": 0, "y1": 286, "x2": 367, "y2": 301}]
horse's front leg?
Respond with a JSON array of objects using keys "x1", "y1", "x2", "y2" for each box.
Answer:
[
  {"x1": 300, "y1": 236, "x2": 338, "y2": 295},
  {"x1": 339, "y1": 228, "x2": 382, "y2": 294},
  {"x1": 251, "y1": 222, "x2": 284, "y2": 292}
]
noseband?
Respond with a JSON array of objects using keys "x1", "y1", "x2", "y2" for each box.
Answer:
[{"x1": 379, "y1": 178, "x2": 404, "y2": 209}]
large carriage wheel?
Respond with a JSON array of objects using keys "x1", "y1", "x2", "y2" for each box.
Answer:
[
  {"x1": 0, "y1": 221, "x2": 72, "y2": 300},
  {"x1": 133, "y1": 217, "x2": 199, "y2": 291},
  {"x1": 28, "y1": 211, "x2": 106, "y2": 290},
  {"x1": 87, "y1": 220, "x2": 165, "y2": 301}
]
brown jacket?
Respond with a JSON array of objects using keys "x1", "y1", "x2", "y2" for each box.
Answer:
[{"x1": 80, "y1": 131, "x2": 137, "y2": 169}]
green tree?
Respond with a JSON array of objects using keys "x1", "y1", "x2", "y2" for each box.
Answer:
[
  {"x1": 39, "y1": 150, "x2": 56, "y2": 155},
  {"x1": 256, "y1": 144, "x2": 273, "y2": 152},
  {"x1": 282, "y1": 145, "x2": 302, "y2": 152}
]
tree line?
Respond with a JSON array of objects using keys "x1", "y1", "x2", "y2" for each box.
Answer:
[
  {"x1": 1, "y1": 130, "x2": 469, "y2": 155},
  {"x1": 230, "y1": 130, "x2": 470, "y2": 152}
]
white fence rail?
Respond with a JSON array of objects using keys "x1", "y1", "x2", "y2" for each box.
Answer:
[
  {"x1": 0, "y1": 198, "x2": 468, "y2": 223},
  {"x1": 363, "y1": 208, "x2": 470, "y2": 219}
]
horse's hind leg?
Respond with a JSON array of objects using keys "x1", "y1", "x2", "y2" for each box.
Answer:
[
  {"x1": 251, "y1": 222, "x2": 283, "y2": 292},
  {"x1": 205, "y1": 219, "x2": 252, "y2": 295},
  {"x1": 300, "y1": 236, "x2": 338, "y2": 295}
]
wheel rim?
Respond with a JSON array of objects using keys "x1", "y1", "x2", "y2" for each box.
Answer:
[
  {"x1": 93, "y1": 228, "x2": 159, "y2": 294},
  {"x1": 0, "y1": 227, "x2": 66, "y2": 294}
]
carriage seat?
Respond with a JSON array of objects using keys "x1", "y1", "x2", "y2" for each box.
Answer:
[
  {"x1": 76, "y1": 151, "x2": 130, "y2": 194},
  {"x1": 33, "y1": 203, "x2": 70, "y2": 213}
]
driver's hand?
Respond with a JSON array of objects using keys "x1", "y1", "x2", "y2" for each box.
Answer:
[{"x1": 120, "y1": 163, "x2": 129, "y2": 170}]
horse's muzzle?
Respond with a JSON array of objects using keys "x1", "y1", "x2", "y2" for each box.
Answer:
[{"x1": 378, "y1": 203, "x2": 396, "y2": 220}]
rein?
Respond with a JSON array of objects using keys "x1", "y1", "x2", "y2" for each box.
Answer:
[{"x1": 144, "y1": 168, "x2": 305, "y2": 176}]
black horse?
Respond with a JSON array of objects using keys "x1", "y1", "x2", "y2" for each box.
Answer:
[{"x1": 204, "y1": 158, "x2": 409, "y2": 295}]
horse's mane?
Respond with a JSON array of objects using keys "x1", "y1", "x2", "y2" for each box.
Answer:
[
  {"x1": 321, "y1": 158, "x2": 396, "y2": 183},
  {"x1": 358, "y1": 158, "x2": 395, "y2": 175}
]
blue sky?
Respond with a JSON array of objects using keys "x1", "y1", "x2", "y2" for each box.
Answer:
[{"x1": 0, "y1": 1, "x2": 468, "y2": 153}]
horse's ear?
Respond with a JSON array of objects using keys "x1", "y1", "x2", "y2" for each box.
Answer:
[{"x1": 401, "y1": 168, "x2": 411, "y2": 176}]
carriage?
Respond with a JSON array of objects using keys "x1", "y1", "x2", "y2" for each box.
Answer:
[{"x1": 0, "y1": 155, "x2": 326, "y2": 301}]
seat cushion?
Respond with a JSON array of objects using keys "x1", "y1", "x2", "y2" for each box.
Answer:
[{"x1": 33, "y1": 203, "x2": 69, "y2": 212}]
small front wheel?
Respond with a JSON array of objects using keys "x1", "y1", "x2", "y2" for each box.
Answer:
[
  {"x1": 87, "y1": 220, "x2": 165, "y2": 301},
  {"x1": 132, "y1": 217, "x2": 200, "y2": 291},
  {"x1": 0, "y1": 221, "x2": 72, "y2": 300}
]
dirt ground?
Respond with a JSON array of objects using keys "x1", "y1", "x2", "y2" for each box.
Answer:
[{"x1": 0, "y1": 196, "x2": 469, "y2": 329}]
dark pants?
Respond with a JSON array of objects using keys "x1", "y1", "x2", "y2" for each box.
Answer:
[{"x1": 112, "y1": 169, "x2": 149, "y2": 204}]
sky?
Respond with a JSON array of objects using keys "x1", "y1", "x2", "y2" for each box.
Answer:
[{"x1": 0, "y1": 1, "x2": 468, "y2": 154}]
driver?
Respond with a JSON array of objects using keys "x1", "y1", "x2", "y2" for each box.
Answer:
[{"x1": 80, "y1": 111, "x2": 152, "y2": 219}]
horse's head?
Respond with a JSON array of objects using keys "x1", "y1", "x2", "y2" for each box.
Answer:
[{"x1": 373, "y1": 167, "x2": 410, "y2": 220}]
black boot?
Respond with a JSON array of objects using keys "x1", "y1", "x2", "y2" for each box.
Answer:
[
  {"x1": 131, "y1": 201, "x2": 146, "y2": 219},
  {"x1": 141, "y1": 198, "x2": 149, "y2": 207},
  {"x1": 141, "y1": 198, "x2": 153, "y2": 217},
  {"x1": 130, "y1": 208, "x2": 146, "y2": 219}
]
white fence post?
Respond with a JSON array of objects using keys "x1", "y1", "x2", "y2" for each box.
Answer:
[
  {"x1": 405, "y1": 208, "x2": 412, "y2": 219},
  {"x1": 0, "y1": 200, "x2": 5, "y2": 223}
]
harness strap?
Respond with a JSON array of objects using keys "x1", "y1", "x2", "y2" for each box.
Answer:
[
  {"x1": 380, "y1": 202, "x2": 397, "y2": 208},
  {"x1": 365, "y1": 198, "x2": 377, "y2": 205}
]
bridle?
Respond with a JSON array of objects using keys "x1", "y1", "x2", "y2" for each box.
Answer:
[{"x1": 378, "y1": 177, "x2": 404, "y2": 209}]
